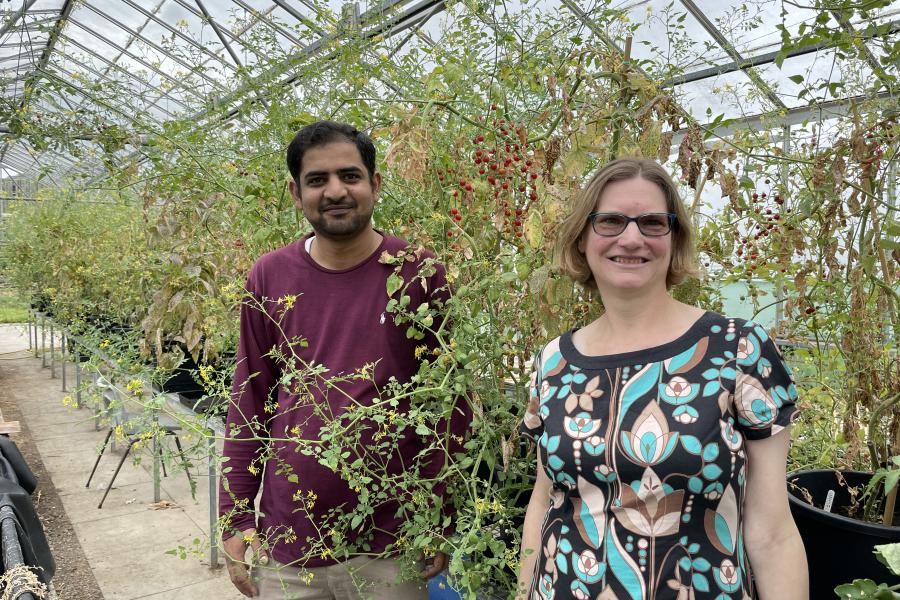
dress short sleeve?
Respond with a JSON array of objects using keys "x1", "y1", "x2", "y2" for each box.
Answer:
[
  {"x1": 519, "y1": 351, "x2": 544, "y2": 444},
  {"x1": 733, "y1": 320, "x2": 800, "y2": 440}
]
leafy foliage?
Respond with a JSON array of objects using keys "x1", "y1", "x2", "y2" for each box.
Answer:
[{"x1": 1, "y1": 0, "x2": 899, "y2": 594}]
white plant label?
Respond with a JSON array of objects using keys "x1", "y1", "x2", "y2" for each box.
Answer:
[{"x1": 824, "y1": 489, "x2": 835, "y2": 513}]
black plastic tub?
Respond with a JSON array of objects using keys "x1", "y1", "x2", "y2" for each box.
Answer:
[
  {"x1": 787, "y1": 469, "x2": 900, "y2": 596},
  {"x1": 160, "y1": 366, "x2": 205, "y2": 400}
]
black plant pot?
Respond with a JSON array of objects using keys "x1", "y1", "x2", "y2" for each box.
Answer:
[
  {"x1": 83, "y1": 314, "x2": 131, "y2": 337},
  {"x1": 159, "y1": 347, "x2": 234, "y2": 417},
  {"x1": 787, "y1": 469, "x2": 900, "y2": 597},
  {"x1": 161, "y1": 365, "x2": 206, "y2": 401}
]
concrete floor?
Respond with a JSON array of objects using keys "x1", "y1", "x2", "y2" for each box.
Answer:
[{"x1": 0, "y1": 323, "x2": 243, "y2": 600}]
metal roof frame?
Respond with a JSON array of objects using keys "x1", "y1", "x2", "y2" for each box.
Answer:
[
  {"x1": 118, "y1": 0, "x2": 239, "y2": 71},
  {"x1": 672, "y1": 89, "x2": 897, "y2": 147},
  {"x1": 1, "y1": 0, "x2": 898, "y2": 180},
  {"x1": 77, "y1": 0, "x2": 228, "y2": 93},
  {"x1": 664, "y1": 19, "x2": 900, "y2": 87},
  {"x1": 230, "y1": 0, "x2": 305, "y2": 47},
  {"x1": 678, "y1": 0, "x2": 786, "y2": 110},
  {"x1": 60, "y1": 21, "x2": 201, "y2": 107},
  {"x1": 48, "y1": 39, "x2": 184, "y2": 118}
]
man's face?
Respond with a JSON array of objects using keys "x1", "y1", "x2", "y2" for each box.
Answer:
[{"x1": 289, "y1": 141, "x2": 381, "y2": 240}]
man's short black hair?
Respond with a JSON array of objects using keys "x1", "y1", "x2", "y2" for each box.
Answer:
[{"x1": 286, "y1": 121, "x2": 377, "y2": 183}]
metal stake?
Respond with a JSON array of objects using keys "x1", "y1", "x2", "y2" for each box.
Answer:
[
  {"x1": 75, "y1": 347, "x2": 82, "y2": 407},
  {"x1": 40, "y1": 316, "x2": 46, "y2": 367},
  {"x1": 152, "y1": 433, "x2": 161, "y2": 503},
  {"x1": 208, "y1": 432, "x2": 218, "y2": 568},
  {"x1": 61, "y1": 332, "x2": 67, "y2": 391},
  {"x1": 49, "y1": 322, "x2": 56, "y2": 378}
]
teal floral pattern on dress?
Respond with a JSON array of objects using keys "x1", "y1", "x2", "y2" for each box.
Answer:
[{"x1": 520, "y1": 313, "x2": 798, "y2": 600}]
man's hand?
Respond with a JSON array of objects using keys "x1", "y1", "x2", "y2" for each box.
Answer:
[
  {"x1": 223, "y1": 527, "x2": 268, "y2": 598},
  {"x1": 421, "y1": 551, "x2": 448, "y2": 579}
]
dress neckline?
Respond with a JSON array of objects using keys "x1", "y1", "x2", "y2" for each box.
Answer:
[{"x1": 559, "y1": 310, "x2": 718, "y2": 369}]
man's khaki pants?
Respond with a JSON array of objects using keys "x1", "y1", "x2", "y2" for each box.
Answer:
[{"x1": 254, "y1": 557, "x2": 427, "y2": 600}]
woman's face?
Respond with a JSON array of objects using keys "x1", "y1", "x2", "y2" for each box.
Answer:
[{"x1": 579, "y1": 176, "x2": 673, "y2": 295}]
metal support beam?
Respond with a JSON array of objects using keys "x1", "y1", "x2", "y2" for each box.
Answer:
[
  {"x1": 179, "y1": 0, "x2": 251, "y2": 64},
  {"x1": 61, "y1": 332, "x2": 67, "y2": 391},
  {"x1": 40, "y1": 316, "x2": 46, "y2": 367},
  {"x1": 192, "y1": 0, "x2": 272, "y2": 111},
  {"x1": 78, "y1": 0, "x2": 228, "y2": 93},
  {"x1": 0, "y1": 0, "x2": 39, "y2": 40},
  {"x1": 49, "y1": 321, "x2": 55, "y2": 377},
  {"x1": 677, "y1": 0, "x2": 785, "y2": 110},
  {"x1": 270, "y1": 0, "x2": 329, "y2": 35},
  {"x1": 831, "y1": 10, "x2": 892, "y2": 90},
  {"x1": 33, "y1": 0, "x2": 76, "y2": 78},
  {"x1": 99, "y1": 0, "x2": 166, "y2": 77},
  {"x1": 119, "y1": 0, "x2": 238, "y2": 71},
  {"x1": 61, "y1": 23, "x2": 199, "y2": 109},
  {"x1": 671, "y1": 90, "x2": 895, "y2": 147},
  {"x1": 75, "y1": 347, "x2": 82, "y2": 406},
  {"x1": 36, "y1": 64, "x2": 165, "y2": 132},
  {"x1": 115, "y1": 0, "x2": 447, "y2": 164},
  {"x1": 231, "y1": 0, "x2": 304, "y2": 47},
  {"x1": 665, "y1": 19, "x2": 900, "y2": 87},
  {"x1": 45, "y1": 44, "x2": 181, "y2": 119},
  {"x1": 0, "y1": 49, "x2": 42, "y2": 64}
]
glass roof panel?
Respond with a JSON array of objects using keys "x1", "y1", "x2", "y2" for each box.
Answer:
[
  {"x1": 675, "y1": 68, "x2": 768, "y2": 122},
  {"x1": 2, "y1": 0, "x2": 899, "y2": 179}
]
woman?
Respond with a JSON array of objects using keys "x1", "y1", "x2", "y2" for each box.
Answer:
[{"x1": 517, "y1": 158, "x2": 808, "y2": 599}]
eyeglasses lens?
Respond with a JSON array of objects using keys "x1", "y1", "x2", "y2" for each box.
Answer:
[
  {"x1": 590, "y1": 213, "x2": 672, "y2": 236},
  {"x1": 637, "y1": 215, "x2": 671, "y2": 236}
]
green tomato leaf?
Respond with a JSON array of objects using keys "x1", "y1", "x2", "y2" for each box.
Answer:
[
  {"x1": 875, "y1": 543, "x2": 900, "y2": 575},
  {"x1": 386, "y1": 272, "x2": 403, "y2": 297}
]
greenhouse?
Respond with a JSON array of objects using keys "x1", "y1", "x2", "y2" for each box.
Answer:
[{"x1": 0, "y1": 0, "x2": 898, "y2": 598}]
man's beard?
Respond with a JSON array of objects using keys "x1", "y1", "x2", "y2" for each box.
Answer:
[{"x1": 307, "y1": 206, "x2": 374, "y2": 239}]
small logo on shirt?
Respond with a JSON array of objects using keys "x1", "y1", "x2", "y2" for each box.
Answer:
[{"x1": 380, "y1": 312, "x2": 386, "y2": 325}]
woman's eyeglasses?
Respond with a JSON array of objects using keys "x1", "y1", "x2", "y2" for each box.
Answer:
[{"x1": 587, "y1": 212, "x2": 677, "y2": 237}]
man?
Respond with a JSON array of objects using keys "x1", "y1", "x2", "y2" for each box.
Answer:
[{"x1": 220, "y1": 121, "x2": 462, "y2": 599}]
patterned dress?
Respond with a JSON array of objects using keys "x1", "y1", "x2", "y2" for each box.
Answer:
[{"x1": 520, "y1": 312, "x2": 799, "y2": 600}]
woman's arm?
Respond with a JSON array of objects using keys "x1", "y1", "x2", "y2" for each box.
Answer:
[
  {"x1": 743, "y1": 427, "x2": 809, "y2": 599},
  {"x1": 516, "y1": 455, "x2": 552, "y2": 600}
]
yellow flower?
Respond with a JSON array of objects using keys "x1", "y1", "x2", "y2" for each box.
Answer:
[
  {"x1": 99, "y1": 339, "x2": 111, "y2": 349},
  {"x1": 199, "y1": 364, "x2": 214, "y2": 383},
  {"x1": 278, "y1": 294, "x2": 297, "y2": 310},
  {"x1": 248, "y1": 465, "x2": 259, "y2": 476},
  {"x1": 414, "y1": 345, "x2": 427, "y2": 359}
]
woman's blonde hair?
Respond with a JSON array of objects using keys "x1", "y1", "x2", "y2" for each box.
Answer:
[{"x1": 556, "y1": 157, "x2": 698, "y2": 291}]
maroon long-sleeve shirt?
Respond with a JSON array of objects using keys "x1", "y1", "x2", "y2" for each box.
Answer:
[{"x1": 219, "y1": 233, "x2": 463, "y2": 567}]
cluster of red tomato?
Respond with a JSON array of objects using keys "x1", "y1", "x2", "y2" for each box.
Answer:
[
  {"x1": 734, "y1": 179, "x2": 793, "y2": 277},
  {"x1": 437, "y1": 107, "x2": 541, "y2": 246}
]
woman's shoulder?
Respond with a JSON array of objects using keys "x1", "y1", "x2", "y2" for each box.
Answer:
[
  {"x1": 532, "y1": 335, "x2": 566, "y2": 375},
  {"x1": 701, "y1": 312, "x2": 773, "y2": 339}
]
